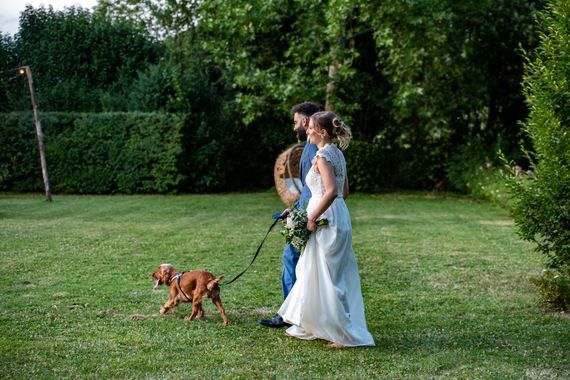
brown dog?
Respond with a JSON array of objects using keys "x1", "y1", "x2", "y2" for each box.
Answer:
[{"x1": 152, "y1": 263, "x2": 230, "y2": 326}]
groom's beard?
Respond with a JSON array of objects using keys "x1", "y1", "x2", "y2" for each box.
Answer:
[{"x1": 296, "y1": 128, "x2": 307, "y2": 141}]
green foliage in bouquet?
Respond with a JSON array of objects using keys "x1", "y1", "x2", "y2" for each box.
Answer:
[{"x1": 281, "y1": 206, "x2": 328, "y2": 252}]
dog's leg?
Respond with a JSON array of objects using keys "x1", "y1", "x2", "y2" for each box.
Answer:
[
  {"x1": 186, "y1": 294, "x2": 204, "y2": 321},
  {"x1": 160, "y1": 298, "x2": 177, "y2": 315},
  {"x1": 160, "y1": 287, "x2": 179, "y2": 315},
  {"x1": 195, "y1": 304, "x2": 205, "y2": 319},
  {"x1": 212, "y1": 296, "x2": 230, "y2": 326}
]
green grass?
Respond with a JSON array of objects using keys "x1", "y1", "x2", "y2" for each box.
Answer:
[{"x1": 0, "y1": 192, "x2": 568, "y2": 379}]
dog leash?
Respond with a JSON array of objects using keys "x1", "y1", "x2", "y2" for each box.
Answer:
[{"x1": 224, "y1": 216, "x2": 283, "y2": 285}]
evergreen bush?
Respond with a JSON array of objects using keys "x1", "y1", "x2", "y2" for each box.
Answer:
[
  {"x1": 509, "y1": 0, "x2": 570, "y2": 270},
  {"x1": 510, "y1": 0, "x2": 570, "y2": 310}
]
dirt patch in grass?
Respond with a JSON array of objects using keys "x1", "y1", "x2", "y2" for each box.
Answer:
[{"x1": 476, "y1": 220, "x2": 515, "y2": 226}]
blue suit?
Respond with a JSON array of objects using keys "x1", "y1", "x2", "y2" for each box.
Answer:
[{"x1": 281, "y1": 140, "x2": 318, "y2": 300}]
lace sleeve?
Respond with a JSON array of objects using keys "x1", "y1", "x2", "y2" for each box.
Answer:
[
  {"x1": 313, "y1": 144, "x2": 342, "y2": 177},
  {"x1": 315, "y1": 148, "x2": 333, "y2": 165}
]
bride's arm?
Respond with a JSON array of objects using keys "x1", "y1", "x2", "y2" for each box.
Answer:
[{"x1": 307, "y1": 157, "x2": 337, "y2": 232}]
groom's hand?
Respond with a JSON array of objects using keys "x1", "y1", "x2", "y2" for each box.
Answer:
[{"x1": 273, "y1": 209, "x2": 290, "y2": 220}]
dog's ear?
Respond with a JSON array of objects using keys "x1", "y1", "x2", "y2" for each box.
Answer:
[{"x1": 160, "y1": 264, "x2": 173, "y2": 283}]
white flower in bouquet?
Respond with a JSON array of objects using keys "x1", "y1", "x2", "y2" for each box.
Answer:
[{"x1": 281, "y1": 206, "x2": 328, "y2": 252}]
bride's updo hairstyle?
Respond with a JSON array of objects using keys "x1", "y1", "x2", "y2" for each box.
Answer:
[{"x1": 311, "y1": 111, "x2": 352, "y2": 150}]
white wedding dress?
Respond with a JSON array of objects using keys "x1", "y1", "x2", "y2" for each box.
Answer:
[{"x1": 278, "y1": 143, "x2": 375, "y2": 347}]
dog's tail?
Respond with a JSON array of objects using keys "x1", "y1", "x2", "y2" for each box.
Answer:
[{"x1": 207, "y1": 275, "x2": 224, "y2": 291}]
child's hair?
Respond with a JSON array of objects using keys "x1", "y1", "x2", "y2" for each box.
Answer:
[{"x1": 310, "y1": 111, "x2": 352, "y2": 150}]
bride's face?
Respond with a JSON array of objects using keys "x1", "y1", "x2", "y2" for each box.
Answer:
[{"x1": 307, "y1": 119, "x2": 321, "y2": 144}]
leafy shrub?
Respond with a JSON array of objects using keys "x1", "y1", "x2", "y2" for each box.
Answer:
[
  {"x1": 530, "y1": 266, "x2": 570, "y2": 311},
  {"x1": 508, "y1": 0, "x2": 570, "y2": 269},
  {"x1": 447, "y1": 138, "x2": 511, "y2": 206},
  {"x1": 126, "y1": 63, "x2": 180, "y2": 112}
]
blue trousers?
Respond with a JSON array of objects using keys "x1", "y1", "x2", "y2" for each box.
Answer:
[{"x1": 281, "y1": 243, "x2": 301, "y2": 300}]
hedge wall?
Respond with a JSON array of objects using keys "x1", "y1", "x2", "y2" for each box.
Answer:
[
  {"x1": 0, "y1": 112, "x2": 398, "y2": 194},
  {"x1": 0, "y1": 112, "x2": 184, "y2": 193}
]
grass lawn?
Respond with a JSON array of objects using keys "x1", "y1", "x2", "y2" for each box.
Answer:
[{"x1": 0, "y1": 191, "x2": 568, "y2": 378}]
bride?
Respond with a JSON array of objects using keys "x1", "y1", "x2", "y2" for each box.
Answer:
[{"x1": 278, "y1": 111, "x2": 375, "y2": 348}]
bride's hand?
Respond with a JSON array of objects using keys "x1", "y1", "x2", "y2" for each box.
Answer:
[{"x1": 307, "y1": 219, "x2": 316, "y2": 232}]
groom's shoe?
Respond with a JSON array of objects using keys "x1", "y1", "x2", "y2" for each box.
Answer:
[{"x1": 260, "y1": 315, "x2": 290, "y2": 328}]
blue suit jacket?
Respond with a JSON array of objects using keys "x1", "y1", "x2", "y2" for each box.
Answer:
[{"x1": 295, "y1": 140, "x2": 318, "y2": 210}]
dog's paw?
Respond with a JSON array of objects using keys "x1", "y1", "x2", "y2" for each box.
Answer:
[
  {"x1": 223, "y1": 320, "x2": 230, "y2": 326},
  {"x1": 159, "y1": 308, "x2": 167, "y2": 315}
]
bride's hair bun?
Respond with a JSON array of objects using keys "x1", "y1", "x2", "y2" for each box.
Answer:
[
  {"x1": 332, "y1": 118, "x2": 342, "y2": 135},
  {"x1": 311, "y1": 113, "x2": 352, "y2": 150}
]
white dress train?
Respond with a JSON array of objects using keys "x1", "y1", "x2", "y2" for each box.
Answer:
[{"x1": 278, "y1": 143, "x2": 375, "y2": 347}]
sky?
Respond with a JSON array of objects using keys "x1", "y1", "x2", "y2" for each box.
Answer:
[{"x1": 0, "y1": 0, "x2": 98, "y2": 36}]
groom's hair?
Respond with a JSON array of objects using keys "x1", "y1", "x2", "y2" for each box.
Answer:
[{"x1": 291, "y1": 102, "x2": 323, "y2": 117}]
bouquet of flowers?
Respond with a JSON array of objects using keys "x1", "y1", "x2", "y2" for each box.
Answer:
[{"x1": 281, "y1": 206, "x2": 328, "y2": 252}]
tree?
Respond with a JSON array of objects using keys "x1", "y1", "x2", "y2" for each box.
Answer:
[
  {"x1": 97, "y1": 0, "x2": 201, "y2": 39},
  {"x1": 0, "y1": 33, "x2": 28, "y2": 112},
  {"x1": 2, "y1": 1, "x2": 550, "y2": 193},
  {"x1": 12, "y1": 5, "x2": 163, "y2": 112},
  {"x1": 367, "y1": 0, "x2": 545, "y2": 186}
]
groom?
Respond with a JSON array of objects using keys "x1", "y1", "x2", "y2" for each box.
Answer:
[{"x1": 260, "y1": 101, "x2": 323, "y2": 328}]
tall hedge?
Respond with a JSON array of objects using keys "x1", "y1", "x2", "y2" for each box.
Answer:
[
  {"x1": 0, "y1": 112, "x2": 397, "y2": 194},
  {"x1": 510, "y1": 0, "x2": 570, "y2": 269},
  {"x1": 0, "y1": 112, "x2": 184, "y2": 193}
]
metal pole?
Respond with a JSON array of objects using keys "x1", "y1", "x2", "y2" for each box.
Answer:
[{"x1": 20, "y1": 66, "x2": 52, "y2": 202}]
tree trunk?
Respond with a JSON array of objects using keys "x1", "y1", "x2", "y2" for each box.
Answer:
[{"x1": 325, "y1": 50, "x2": 339, "y2": 111}]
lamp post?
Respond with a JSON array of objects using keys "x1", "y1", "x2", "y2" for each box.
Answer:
[{"x1": 19, "y1": 66, "x2": 52, "y2": 202}]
